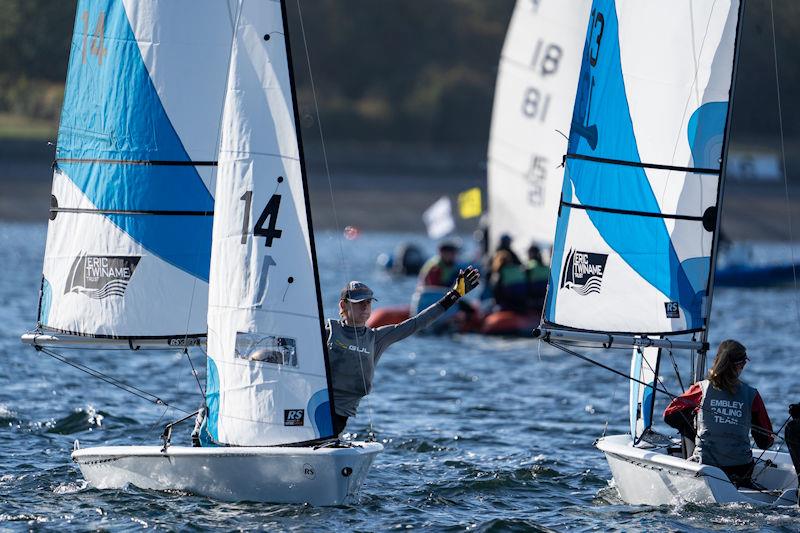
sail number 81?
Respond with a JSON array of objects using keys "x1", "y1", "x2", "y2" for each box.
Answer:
[{"x1": 240, "y1": 191, "x2": 283, "y2": 247}]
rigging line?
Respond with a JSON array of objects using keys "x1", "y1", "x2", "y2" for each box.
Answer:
[
  {"x1": 752, "y1": 415, "x2": 792, "y2": 481},
  {"x1": 662, "y1": 0, "x2": 719, "y2": 181},
  {"x1": 295, "y1": 0, "x2": 374, "y2": 434},
  {"x1": 666, "y1": 345, "x2": 686, "y2": 393},
  {"x1": 184, "y1": 348, "x2": 206, "y2": 398},
  {"x1": 36, "y1": 347, "x2": 191, "y2": 415},
  {"x1": 640, "y1": 346, "x2": 676, "y2": 406},
  {"x1": 770, "y1": 0, "x2": 800, "y2": 329},
  {"x1": 547, "y1": 340, "x2": 784, "y2": 443}
]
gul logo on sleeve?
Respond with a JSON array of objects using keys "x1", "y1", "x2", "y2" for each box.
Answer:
[
  {"x1": 560, "y1": 249, "x2": 608, "y2": 295},
  {"x1": 64, "y1": 254, "x2": 141, "y2": 299}
]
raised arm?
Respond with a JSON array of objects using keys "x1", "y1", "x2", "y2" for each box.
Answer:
[{"x1": 374, "y1": 266, "x2": 480, "y2": 358}]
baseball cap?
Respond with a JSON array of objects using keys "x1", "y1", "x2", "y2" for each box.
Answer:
[{"x1": 340, "y1": 281, "x2": 377, "y2": 303}]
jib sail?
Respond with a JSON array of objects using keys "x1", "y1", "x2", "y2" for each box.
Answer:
[
  {"x1": 202, "y1": 0, "x2": 335, "y2": 446},
  {"x1": 544, "y1": 0, "x2": 742, "y2": 335},
  {"x1": 487, "y1": 0, "x2": 591, "y2": 256},
  {"x1": 38, "y1": 0, "x2": 234, "y2": 339}
]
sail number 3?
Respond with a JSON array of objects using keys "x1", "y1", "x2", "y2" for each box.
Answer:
[{"x1": 240, "y1": 191, "x2": 283, "y2": 247}]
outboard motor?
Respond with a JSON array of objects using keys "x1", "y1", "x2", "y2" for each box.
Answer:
[{"x1": 786, "y1": 403, "x2": 800, "y2": 505}]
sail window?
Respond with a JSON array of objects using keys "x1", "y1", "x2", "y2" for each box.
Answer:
[{"x1": 235, "y1": 332, "x2": 298, "y2": 366}]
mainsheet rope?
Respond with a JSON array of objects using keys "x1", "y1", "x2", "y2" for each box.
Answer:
[{"x1": 294, "y1": 0, "x2": 375, "y2": 438}]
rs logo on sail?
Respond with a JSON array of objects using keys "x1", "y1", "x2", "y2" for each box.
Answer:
[
  {"x1": 64, "y1": 253, "x2": 141, "y2": 300},
  {"x1": 560, "y1": 249, "x2": 608, "y2": 296}
]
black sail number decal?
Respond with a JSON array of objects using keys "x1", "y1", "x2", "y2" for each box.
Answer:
[
  {"x1": 240, "y1": 192, "x2": 283, "y2": 247},
  {"x1": 589, "y1": 9, "x2": 604, "y2": 67},
  {"x1": 571, "y1": 8, "x2": 605, "y2": 150}
]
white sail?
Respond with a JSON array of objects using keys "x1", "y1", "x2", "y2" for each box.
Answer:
[
  {"x1": 204, "y1": 0, "x2": 334, "y2": 446},
  {"x1": 545, "y1": 0, "x2": 741, "y2": 335},
  {"x1": 629, "y1": 345, "x2": 660, "y2": 442},
  {"x1": 487, "y1": 0, "x2": 592, "y2": 258},
  {"x1": 39, "y1": 0, "x2": 234, "y2": 339}
]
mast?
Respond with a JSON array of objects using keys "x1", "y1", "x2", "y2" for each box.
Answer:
[
  {"x1": 695, "y1": 0, "x2": 748, "y2": 383},
  {"x1": 279, "y1": 0, "x2": 338, "y2": 434}
]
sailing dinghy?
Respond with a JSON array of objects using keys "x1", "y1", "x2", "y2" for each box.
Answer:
[
  {"x1": 533, "y1": 0, "x2": 797, "y2": 505},
  {"x1": 22, "y1": 0, "x2": 380, "y2": 505}
]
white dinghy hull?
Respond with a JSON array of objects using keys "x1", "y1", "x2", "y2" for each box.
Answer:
[
  {"x1": 597, "y1": 434, "x2": 797, "y2": 506},
  {"x1": 73, "y1": 442, "x2": 382, "y2": 506}
]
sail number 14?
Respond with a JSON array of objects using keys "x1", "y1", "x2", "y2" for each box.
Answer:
[{"x1": 240, "y1": 191, "x2": 283, "y2": 247}]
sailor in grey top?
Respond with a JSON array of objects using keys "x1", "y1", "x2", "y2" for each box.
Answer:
[{"x1": 328, "y1": 268, "x2": 480, "y2": 434}]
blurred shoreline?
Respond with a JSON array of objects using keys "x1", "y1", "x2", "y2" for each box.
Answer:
[{"x1": 1, "y1": 138, "x2": 799, "y2": 240}]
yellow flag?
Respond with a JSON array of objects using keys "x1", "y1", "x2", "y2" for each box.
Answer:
[{"x1": 457, "y1": 187, "x2": 482, "y2": 219}]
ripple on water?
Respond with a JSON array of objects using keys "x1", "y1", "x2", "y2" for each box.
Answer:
[{"x1": 4, "y1": 228, "x2": 800, "y2": 531}]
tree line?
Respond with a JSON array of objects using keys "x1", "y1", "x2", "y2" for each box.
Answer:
[{"x1": 0, "y1": 0, "x2": 797, "y2": 144}]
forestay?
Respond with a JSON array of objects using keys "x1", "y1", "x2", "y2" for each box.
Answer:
[
  {"x1": 39, "y1": 0, "x2": 234, "y2": 339},
  {"x1": 487, "y1": 0, "x2": 591, "y2": 257},
  {"x1": 204, "y1": 0, "x2": 335, "y2": 446},
  {"x1": 629, "y1": 345, "x2": 660, "y2": 443},
  {"x1": 545, "y1": 0, "x2": 742, "y2": 335}
]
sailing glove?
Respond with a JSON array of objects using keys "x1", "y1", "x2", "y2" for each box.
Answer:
[{"x1": 441, "y1": 266, "x2": 480, "y2": 310}]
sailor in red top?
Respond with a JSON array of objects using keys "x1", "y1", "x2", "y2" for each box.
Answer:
[{"x1": 663, "y1": 340, "x2": 773, "y2": 487}]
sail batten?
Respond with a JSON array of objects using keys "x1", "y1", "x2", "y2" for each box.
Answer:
[{"x1": 544, "y1": 0, "x2": 742, "y2": 336}]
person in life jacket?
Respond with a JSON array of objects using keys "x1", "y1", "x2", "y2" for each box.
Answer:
[
  {"x1": 663, "y1": 340, "x2": 774, "y2": 487},
  {"x1": 418, "y1": 241, "x2": 461, "y2": 288},
  {"x1": 328, "y1": 266, "x2": 480, "y2": 436},
  {"x1": 489, "y1": 249, "x2": 528, "y2": 312},
  {"x1": 524, "y1": 243, "x2": 549, "y2": 310}
]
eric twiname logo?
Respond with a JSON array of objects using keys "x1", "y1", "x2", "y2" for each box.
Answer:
[
  {"x1": 64, "y1": 254, "x2": 140, "y2": 300},
  {"x1": 560, "y1": 249, "x2": 608, "y2": 295}
]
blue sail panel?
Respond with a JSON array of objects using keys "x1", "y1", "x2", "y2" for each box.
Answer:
[
  {"x1": 545, "y1": 0, "x2": 740, "y2": 335},
  {"x1": 38, "y1": 0, "x2": 233, "y2": 338}
]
